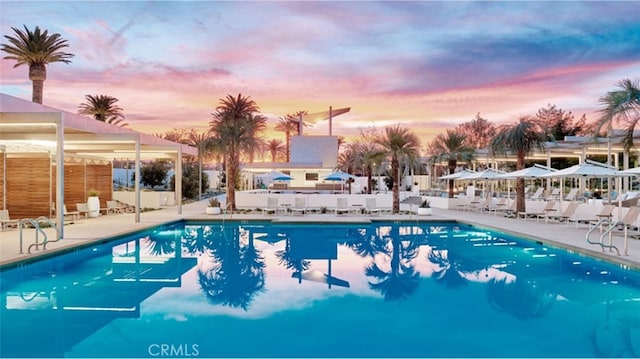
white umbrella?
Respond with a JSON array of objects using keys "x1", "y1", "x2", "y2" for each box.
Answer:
[
  {"x1": 438, "y1": 169, "x2": 476, "y2": 180},
  {"x1": 537, "y1": 162, "x2": 619, "y2": 178},
  {"x1": 497, "y1": 164, "x2": 557, "y2": 179}
]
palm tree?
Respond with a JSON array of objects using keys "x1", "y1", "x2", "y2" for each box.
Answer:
[
  {"x1": 78, "y1": 94, "x2": 128, "y2": 127},
  {"x1": 1, "y1": 25, "x2": 74, "y2": 104},
  {"x1": 184, "y1": 130, "x2": 213, "y2": 200},
  {"x1": 274, "y1": 115, "x2": 300, "y2": 162},
  {"x1": 490, "y1": 116, "x2": 547, "y2": 214},
  {"x1": 209, "y1": 94, "x2": 264, "y2": 211},
  {"x1": 375, "y1": 125, "x2": 421, "y2": 213},
  {"x1": 427, "y1": 129, "x2": 475, "y2": 198},
  {"x1": 594, "y1": 78, "x2": 640, "y2": 152},
  {"x1": 265, "y1": 139, "x2": 284, "y2": 162}
]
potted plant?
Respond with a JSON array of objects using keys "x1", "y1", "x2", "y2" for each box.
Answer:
[
  {"x1": 87, "y1": 189, "x2": 101, "y2": 218},
  {"x1": 417, "y1": 199, "x2": 432, "y2": 216},
  {"x1": 206, "y1": 197, "x2": 221, "y2": 215}
]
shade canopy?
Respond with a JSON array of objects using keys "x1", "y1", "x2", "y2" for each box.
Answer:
[
  {"x1": 461, "y1": 168, "x2": 506, "y2": 180},
  {"x1": 537, "y1": 162, "x2": 619, "y2": 178},
  {"x1": 498, "y1": 165, "x2": 557, "y2": 179},
  {"x1": 439, "y1": 169, "x2": 476, "y2": 180},
  {"x1": 323, "y1": 170, "x2": 356, "y2": 181},
  {"x1": 257, "y1": 170, "x2": 294, "y2": 181}
]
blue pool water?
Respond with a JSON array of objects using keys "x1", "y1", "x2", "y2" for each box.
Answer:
[{"x1": 1, "y1": 220, "x2": 639, "y2": 358}]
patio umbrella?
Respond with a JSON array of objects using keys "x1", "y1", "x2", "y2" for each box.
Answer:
[
  {"x1": 460, "y1": 168, "x2": 506, "y2": 197},
  {"x1": 323, "y1": 170, "x2": 356, "y2": 193},
  {"x1": 438, "y1": 169, "x2": 476, "y2": 180},
  {"x1": 323, "y1": 170, "x2": 357, "y2": 181},
  {"x1": 497, "y1": 164, "x2": 557, "y2": 179},
  {"x1": 257, "y1": 170, "x2": 294, "y2": 182},
  {"x1": 537, "y1": 161, "x2": 620, "y2": 202}
]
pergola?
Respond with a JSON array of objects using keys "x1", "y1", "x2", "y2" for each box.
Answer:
[{"x1": 0, "y1": 93, "x2": 197, "y2": 238}]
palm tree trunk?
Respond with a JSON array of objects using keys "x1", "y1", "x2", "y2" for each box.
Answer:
[
  {"x1": 516, "y1": 150, "x2": 526, "y2": 213},
  {"x1": 392, "y1": 159, "x2": 399, "y2": 213},
  {"x1": 448, "y1": 160, "x2": 457, "y2": 198},
  {"x1": 367, "y1": 166, "x2": 373, "y2": 194},
  {"x1": 29, "y1": 64, "x2": 46, "y2": 104}
]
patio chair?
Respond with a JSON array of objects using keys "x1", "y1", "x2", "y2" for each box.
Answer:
[
  {"x1": 335, "y1": 197, "x2": 351, "y2": 215},
  {"x1": 76, "y1": 203, "x2": 91, "y2": 218},
  {"x1": 528, "y1": 187, "x2": 544, "y2": 200},
  {"x1": 0, "y1": 209, "x2": 20, "y2": 230},
  {"x1": 548, "y1": 201, "x2": 580, "y2": 225},
  {"x1": 290, "y1": 197, "x2": 307, "y2": 215},
  {"x1": 517, "y1": 200, "x2": 557, "y2": 222},
  {"x1": 262, "y1": 197, "x2": 279, "y2": 215},
  {"x1": 63, "y1": 204, "x2": 81, "y2": 220},
  {"x1": 488, "y1": 197, "x2": 508, "y2": 215},
  {"x1": 365, "y1": 198, "x2": 381, "y2": 215},
  {"x1": 564, "y1": 188, "x2": 579, "y2": 202},
  {"x1": 569, "y1": 204, "x2": 614, "y2": 229}
]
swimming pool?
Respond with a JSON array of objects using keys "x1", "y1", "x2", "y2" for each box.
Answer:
[{"x1": 1, "y1": 220, "x2": 639, "y2": 358}]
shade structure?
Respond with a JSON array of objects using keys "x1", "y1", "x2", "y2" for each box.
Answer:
[
  {"x1": 323, "y1": 170, "x2": 357, "y2": 181},
  {"x1": 461, "y1": 168, "x2": 506, "y2": 180},
  {"x1": 616, "y1": 167, "x2": 640, "y2": 176},
  {"x1": 257, "y1": 170, "x2": 294, "y2": 181},
  {"x1": 537, "y1": 162, "x2": 619, "y2": 178},
  {"x1": 498, "y1": 164, "x2": 557, "y2": 179},
  {"x1": 438, "y1": 169, "x2": 476, "y2": 180}
]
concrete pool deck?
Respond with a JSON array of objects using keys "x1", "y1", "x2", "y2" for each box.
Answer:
[{"x1": 1, "y1": 199, "x2": 639, "y2": 270}]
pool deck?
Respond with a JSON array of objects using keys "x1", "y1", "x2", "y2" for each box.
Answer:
[{"x1": 1, "y1": 200, "x2": 640, "y2": 270}]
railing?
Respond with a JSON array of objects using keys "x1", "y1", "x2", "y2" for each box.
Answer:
[
  {"x1": 19, "y1": 216, "x2": 61, "y2": 254},
  {"x1": 585, "y1": 218, "x2": 620, "y2": 256}
]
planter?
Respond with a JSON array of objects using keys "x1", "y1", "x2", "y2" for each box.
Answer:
[
  {"x1": 206, "y1": 206, "x2": 221, "y2": 215},
  {"x1": 417, "y1": 207, "x2": 432, "y2": 216},
  {"x1": 87, "y1": 196, "x2": 100, "y2": 218}
]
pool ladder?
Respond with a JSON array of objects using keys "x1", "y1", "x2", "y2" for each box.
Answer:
[
  {"x1": 19, "y1": 216, "x2": 61, "y2": 254},
  {"x1": 585, "y1": 218, "x2": 620, "y2": 256}
]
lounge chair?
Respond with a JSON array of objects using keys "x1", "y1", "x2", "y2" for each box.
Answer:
[
  {"x1": 528, "y1": 187, "x2": 544, "y2": 200},
  {"x1": 290, "y1": 197, "x2": 307, "y2": 215},
  {"x1": 488, "y1": 197, "x2": 508, "y2": 215},
  {"x1": 600, "y1": 206, "x2": 640, "y2": 255},
  {"x1": 106, "y1": 200, "x2": 124, "y2": 214},
  {"x1": 0, "y1": 209, "x2": 20, "y2": 230},
  {"x1": 563, "y1": 188, "x2": 579, "y2": 202},
  {"x1": 262, "y1": 197, "x2": 279, "y2": 215},
  {"x1": 571, "y1": 204, "x2": 615, "y2": 229},
  {"x1": 365, "y1": 198, "x2": 381, "y2": 215},
  {"x1": 518, "y1": 201, "x2": 557, "y2": 222},
  {"x1": 335, "y1": 197, "x2": 351, "y2": 215},
  {"x1": 76, "y1": 203, "x2": 91, "y2": 218},
  {"x1": 548, "y1": 201, "x2": 580, "y2": 225}
]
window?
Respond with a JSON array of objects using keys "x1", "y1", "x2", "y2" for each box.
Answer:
[{"x1": 305, "y1": 173, "x2": 318, "y2": 181}]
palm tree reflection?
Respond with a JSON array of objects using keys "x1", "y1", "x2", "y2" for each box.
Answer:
[
  {"x1": 486, "y1": 278, "x2": 556, "y2": 320},
  {"x1": 198, "y1": 226, "x2": 266, "y2": 311},
  {"x1": 365, "y1": 224, "x2": 420, "y2": 301}
]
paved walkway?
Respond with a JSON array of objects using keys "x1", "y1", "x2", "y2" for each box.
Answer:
[{"x1": 1, "y1": 200, "x2": 639, "y2": 270}]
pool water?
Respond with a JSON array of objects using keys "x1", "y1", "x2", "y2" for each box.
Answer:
[{"x1": 1, "y1": 220, "x2": 639, "y2": 358}]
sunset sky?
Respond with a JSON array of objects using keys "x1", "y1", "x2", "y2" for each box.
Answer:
[{"x1": 1, "y1": 1, "x2": 639, "y2": 145}]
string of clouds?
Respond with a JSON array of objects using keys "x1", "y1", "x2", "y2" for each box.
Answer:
[{"x1": 1, "y1": 1, "x2": 639, "y2": 142}]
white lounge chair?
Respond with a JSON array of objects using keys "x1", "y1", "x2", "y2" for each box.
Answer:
[
  {"x1": 76, "y1": 203, "x2": 91, "y2": 218},
  {"x1": 0, "y1": 209, "x2": 20, "y2": 230},
  {"x1": 262, "y1": 197, "x2": 279, "y2": 215},
  {"x1": 518, "y1": 201, "x2": 557, "y2": 222},
  {"x1": 365, "y1": 198, "x2": 381, "y2": 215},
  {"x1": 548, "y1": 201, "x2": 580, "y2": 225},
  {"x1": 290, "y1": 197, "x2": 307, "y2": 215},
  {"x1": 335, "y1": 197, "x2": 351, "y2": 215}
]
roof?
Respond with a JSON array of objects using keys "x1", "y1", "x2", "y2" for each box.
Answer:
[{"x1": 0, "y1": 93, "x2": 197, "y2": 160}]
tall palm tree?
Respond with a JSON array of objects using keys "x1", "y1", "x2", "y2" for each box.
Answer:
[
  {"x1": 265, "y1": 139, "x2": 284, "y2": 162},
  {"x1": 209, "y1": 94, "x2": 264, "y2": 211},
  {"x1": 427, "y1": 129, "x2": 475, "y2": 198},
  {"x1": 185, "y1": 130, "x2": 213, "y2": 200},
  {"x1": 490, "y1": 116, "x2": 547, "y2": 214},
  {"x1": 1, "y1": 25, "x2": 74, "y2": 104},
  {"x1": 274, "y1": 115, "x2": 299, "y2": 162},
  {"x1": 78, "y1": 94, "x2": 128, "y2": 127},
  {"x1": 375, "y1": 125, "x2": 421, "y2": 213},
  {"x1": 593, "y1": 78, "x2": 640, "y2": 152}
]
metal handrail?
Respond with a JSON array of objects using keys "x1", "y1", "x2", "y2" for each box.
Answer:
[
  {"x1": 19, "y1": 217, "x2": 61, "y2": 254},
  {"x1": 585, "y1": 217, "x2": 620, "y2": 255}
]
